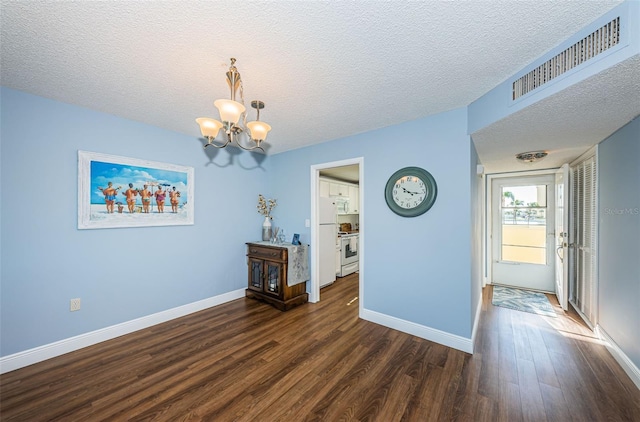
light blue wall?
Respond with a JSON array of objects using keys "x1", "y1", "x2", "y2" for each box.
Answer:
[
  {"x1": 0, "y1": 88, "x2": 272, "y2": 356},
  {"x1": 1, "y1": 91, "x2": 476, "y2": 356},
  {"x1": 597, "y1": 116, "x2": 640, "y2": 370},
  {"x1": 270, "y1": 108, "x2": 475, "y2": 338},
  {"x1": 469, "y1": 1, "x2": 639, "y2": 134}
]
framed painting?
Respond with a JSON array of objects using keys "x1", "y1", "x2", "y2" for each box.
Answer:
[{"x1": 78, "y1": 150, "x2": 194, "y2": 229}]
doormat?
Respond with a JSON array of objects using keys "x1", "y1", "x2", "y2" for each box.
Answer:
[{"x1": 492, "y1": 285, "x2": 557, "y2": 317}]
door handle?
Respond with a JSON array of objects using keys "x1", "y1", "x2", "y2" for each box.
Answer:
[{"x1": 556, "y1": 246, "x2": 564, "y2": 262}]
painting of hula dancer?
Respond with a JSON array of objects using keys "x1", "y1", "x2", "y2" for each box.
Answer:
[{"x1": 78, "y1": 151, "x2": 194, "y2": 229}]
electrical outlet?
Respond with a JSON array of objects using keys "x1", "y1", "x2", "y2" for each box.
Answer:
[{"x1": 70, "y1": 298, "x2": 81, "y2": 312}]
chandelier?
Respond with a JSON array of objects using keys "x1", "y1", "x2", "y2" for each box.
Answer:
[{"x1": 196, "y1": 58, "x2": 271, "y2": 152}]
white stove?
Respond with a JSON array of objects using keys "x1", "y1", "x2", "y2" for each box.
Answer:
[{"x1": 337, "y1": 232, "x2": 359, "y2": 277}]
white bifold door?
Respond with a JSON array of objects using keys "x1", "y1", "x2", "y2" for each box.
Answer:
[{"x1": 569, "y1": 152, "x2": 598, "y2": 327}]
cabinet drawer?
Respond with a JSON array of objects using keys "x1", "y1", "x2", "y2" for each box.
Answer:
[{"x1": 247, "y1": 245, "x2": 286, "y2": 260}]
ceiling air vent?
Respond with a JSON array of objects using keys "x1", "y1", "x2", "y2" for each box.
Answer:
[{"x1": 513, "y1": 17, "x2": 620, "y2": 100}]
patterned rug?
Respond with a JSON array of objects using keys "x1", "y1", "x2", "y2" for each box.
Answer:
[{"x1": 492, "y1": 285, "x2": 557, "y2": 317}]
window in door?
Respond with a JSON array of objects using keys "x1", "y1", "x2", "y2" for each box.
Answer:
[{"x1": 500, "y1": 185, "x2": 548, "y2": 265}]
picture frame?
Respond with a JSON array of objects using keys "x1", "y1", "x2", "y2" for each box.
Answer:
[
  {"x1": 78, "y1": 150, "x2": 194, "y2": 229},
  {"x1": 292, "y1": 233, "x2": 301, "y2": 245}
]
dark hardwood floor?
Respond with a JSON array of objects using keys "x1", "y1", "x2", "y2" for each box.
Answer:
[{"x1": 1, "y1": 274, "x2": 639, "y2": 421}]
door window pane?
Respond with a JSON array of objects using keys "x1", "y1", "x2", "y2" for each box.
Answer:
[{"x1": 501, "y1": 185, "x2": 547, "y2": 264}]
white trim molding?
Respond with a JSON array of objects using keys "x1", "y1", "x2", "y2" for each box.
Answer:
[
  {"x1": 361, "y1": 308, "x2": 473, "y2": 354},
  {"x1": 596, "y1": 325, "x2": 640, "y2": 390},
  {"x1": 309, "y1": 156, "x2": 364, "y2": 308},
  {"x1": 0, "y1": 289, "x2": 246, "y2": 374},
  {"x1": 470, "y1": 293, "x2": 483, "y2": 353}
]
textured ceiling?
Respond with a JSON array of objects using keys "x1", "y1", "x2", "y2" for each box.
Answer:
[{"x1": 0, "y1": 0, "x2": 630, "y2": 171}]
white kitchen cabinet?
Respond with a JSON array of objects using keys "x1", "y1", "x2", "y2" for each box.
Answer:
[
  {"x1": 320, "y1": 177, "x2": 360, "y2": 214},
  {"x1": 319, "y1": 180, "x2": 330, "y2": 198},
  {"x1": 329, "y1": 182, "x2": 349, "y2": 197},
  {"x1": 348, "y1": 185, "x2": 359, "y2": 214}
]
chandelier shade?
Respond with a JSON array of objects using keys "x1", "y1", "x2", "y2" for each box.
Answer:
[
  {"x1": 247, "y1": 120, "x2": 272, "y2": 142},
  {"x1": 195, "y1": 118, "x2": 223, "y2": 138},
  {"x1": 214, "y1": 99, "x2": 245, "y2": 125},
  {"x1": 195, "y1": 58, "x2": 270, "y2": 152}
]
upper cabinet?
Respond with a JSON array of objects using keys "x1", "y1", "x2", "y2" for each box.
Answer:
[
  {"x1": 319, "y1": 177, "x2": 359, "y2": 214},
  {"x1": 319, "y1": 179, "x2": 330, "y2": 198},
  {"x1": 329, "y1": 182, "x2": 349, "y2": 197},
  {"x1": 348, "y1": 185, "x2": 359, "y2": 214}
]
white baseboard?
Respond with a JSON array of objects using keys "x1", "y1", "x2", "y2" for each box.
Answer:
[
  {"x1": 360, "y1": 308, "x2": 473, "y2": 354},
  {"x1": 596, "y1": 325, "x2": 640, "y2": 390},
  {"x1": 0, "y1": 289, "x2": 246, "y2": 374}
]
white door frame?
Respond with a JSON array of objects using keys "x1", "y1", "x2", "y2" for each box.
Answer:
[
  {"x1": 486, "y1": 169, "x2": 559, "y2": 290},
  {"x1": 555, "y1": 164, "x2": 570, "y2": 310},
  {"x1": 309, "y1": 157, "x2": 364, "y2": 314}
]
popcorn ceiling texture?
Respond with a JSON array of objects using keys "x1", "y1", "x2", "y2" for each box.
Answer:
[{"x1": 0, "y1": 0, "x2": 628, "y2": 169}]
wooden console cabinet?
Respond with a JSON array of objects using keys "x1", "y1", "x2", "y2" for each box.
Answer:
[{"x1": 246, "y1": 242, "x2": 308, "y2": 311}]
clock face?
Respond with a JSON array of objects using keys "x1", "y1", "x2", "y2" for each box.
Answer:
[
  {"x1": 392, "y1": 175, "x2": 428, "y2": 209},
  {"x1": 385, "y1": 167, "x2": 437, "y2": 217}
]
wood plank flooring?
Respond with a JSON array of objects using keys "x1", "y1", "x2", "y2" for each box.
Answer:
[{"x1": 2, "y1": 275, "x2": 639, "y2": 421}]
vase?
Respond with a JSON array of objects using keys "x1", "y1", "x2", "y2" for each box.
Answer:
[{"x1": 262, "y1": 216, "x2": 272, "y2": 241}]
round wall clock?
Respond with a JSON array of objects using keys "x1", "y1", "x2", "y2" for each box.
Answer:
[{"x1": 384, "y1": 166, "x2": 437, "y2": 217}]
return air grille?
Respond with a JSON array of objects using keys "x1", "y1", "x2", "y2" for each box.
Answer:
[{"x1": 512, "y1": 17, "x2": 620, "y2": 100}]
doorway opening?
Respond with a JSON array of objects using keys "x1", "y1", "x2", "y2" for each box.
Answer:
[
  {"x1": 310, "y1": 158, "x2": 363, "y2": 316},
  {"x1": 489, "y1": 173, "x2": 556, "y2": 293},
  {"x1": 485, "y1": 159, "x2": 599, "y2": 330}
]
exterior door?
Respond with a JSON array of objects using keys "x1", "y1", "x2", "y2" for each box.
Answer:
[
  {"x1": 491, "y1": 175, "x2": 555, "y2": 291},
  {"x1": 555, "y1": 164, "x2": 569, "y2": 310}
]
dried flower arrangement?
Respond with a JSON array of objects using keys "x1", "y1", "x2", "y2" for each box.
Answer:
[{"x1": 257, "y1": 194, "x2": 277, "y2": 219}]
